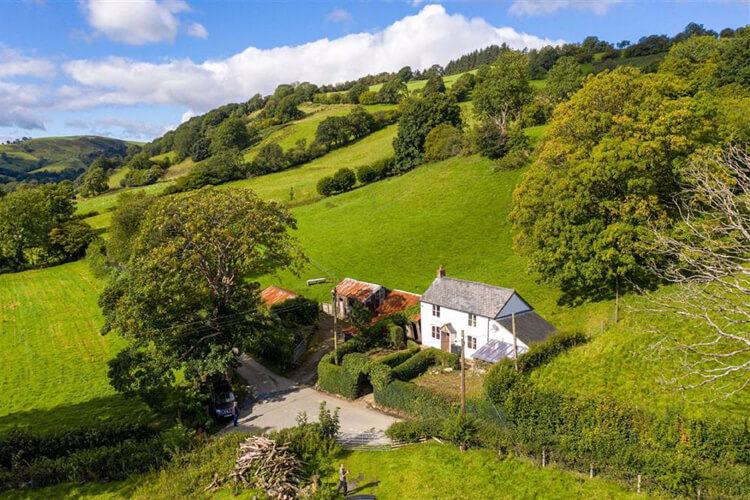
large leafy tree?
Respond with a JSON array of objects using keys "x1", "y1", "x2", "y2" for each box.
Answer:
[
  {"x1": 659, "y1": 35, "x2": 723, "y2": 92},
  {"x1": 511, "y1": 67, "x2": 717, "y2": 306},
  {"x1": 473, "y1": 50, "x2": 532, "y2": 134},
  {"x1": 211, "y1": 116, "x2": 252, "y2": 154},
  {"x1": 101, "y1": 188, "x2": 304, "y2": 406},
  {"x1": 0, "y1": 182, "x2": 79, "y2": 269},
  {"x1": 79, "y1": 167, "x2": 109, "y2": 198},
  {"x1": 392, "y1": 94, "x2": 462, "y2": 171},
  {"x1": 545, "y1": 56, "x2": 583, "y2": 102}
]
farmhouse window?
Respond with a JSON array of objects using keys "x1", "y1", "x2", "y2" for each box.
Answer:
[
  {"x1": 467, "y1": 336, "x2": 477, "y2": 349},
  {"x1": 432, "y1": 304, "x2": 440, "y2": 317},
  {"x1": 432, "y1": 326, "x2": 440, "y2": 339},
  {"x1": 468, "y1": 313, "x2": 477, "y2": 327}
]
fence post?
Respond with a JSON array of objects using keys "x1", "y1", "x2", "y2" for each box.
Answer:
[
  {"x1": 542, "y1": 449, "x2": 546, "y2": 467},
  {"x1": 589, "y1": 463, "x2": 594, "y2": 479},
  {"x1": 637, "y1": 474, "x2": 641, "y2": 493}
]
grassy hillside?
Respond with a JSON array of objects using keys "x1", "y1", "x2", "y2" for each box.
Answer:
[
  {"x1": 13, "y1": 438, "x2": 656, "y2": 499},
  {"x1": 0, "y1": 261, "x2": 147, "y2": 434},
  {"x1": 0, "y1": 136, "x2": 131, "y2": 181}
]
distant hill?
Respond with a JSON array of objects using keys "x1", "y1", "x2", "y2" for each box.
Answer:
[{"x1": 0, "y1": 136, "x2": 133, "y2": 184}]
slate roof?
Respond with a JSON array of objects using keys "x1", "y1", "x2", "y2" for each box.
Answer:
[
  {"x1": 472, "y1": 339, "x2": 528, "y2": 363},
  {"x1": 335, "y1": 278, "x2": 384, "y2": 302},
  {"x1": 261, "y1": 285, "x2": 298, "y2": 306},
  {"x1": 497, "y1": 311, "x2": 556, "y2": 345},
  {"x1": 421, "y1": 277, "x2": 516, "y2": 318}
]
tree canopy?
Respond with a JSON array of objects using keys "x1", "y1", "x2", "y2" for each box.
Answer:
[
  {"x1": 472, "y1": 50, "x2": 532, "y2": 134},
  {"x1": 101, "y1": 188, "x2": 305, "y2": 407}
]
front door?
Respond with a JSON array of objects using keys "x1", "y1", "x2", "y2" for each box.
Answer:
[{"x1": 441, "y1": 331, "x2": 450, "y2": 352}]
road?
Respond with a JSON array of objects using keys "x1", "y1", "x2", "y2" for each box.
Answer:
[{"x1": 225, "y1": 356, "x2": 398, "y2": 441}]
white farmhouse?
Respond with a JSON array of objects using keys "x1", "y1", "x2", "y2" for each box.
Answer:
[{"x1": 420, "y1": 267, "x2": 555, "y2": 363}]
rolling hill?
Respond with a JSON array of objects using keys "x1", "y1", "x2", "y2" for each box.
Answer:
[{"x1": 0, "y1": 136, "x2": 133, "y2": 183}]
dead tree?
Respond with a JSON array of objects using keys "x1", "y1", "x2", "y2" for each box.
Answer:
[{"x1": 647, "y1": 145, "x2": 750, "y2": 397}]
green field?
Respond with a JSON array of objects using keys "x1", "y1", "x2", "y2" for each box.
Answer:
[
  {"x1": 16, "y1": 438, "x2": 655, "y2": 499},
  {"x1": 0, "y1": 261, "x2": 147, "y2": 433},
  {"x1": 76, "y1": 180, "x2": 174, "y2": 216}
]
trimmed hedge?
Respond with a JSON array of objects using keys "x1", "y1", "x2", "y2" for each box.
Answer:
[
  {"x1": 386, "y1": 418, "x2": 442, "y2": 442},
  {"x1": 373, "y1": 380, "x2": 454, "y2": 419},
  {"x1": 317, "y1": 353, "x2": 360, "y2": 399},
  {"x1": 391, "y1": 347, "x2": 459, "y2": 381},
  {"x1": 374, "y1": 341, "x2": 420, "y2": 367},
  {"x1": 517, "y1": 330, "x2": 587, "y2": 372}
]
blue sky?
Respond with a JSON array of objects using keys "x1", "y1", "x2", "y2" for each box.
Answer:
[{"x1": 1, "y1": 1, "x2": 748, "y2": 142}]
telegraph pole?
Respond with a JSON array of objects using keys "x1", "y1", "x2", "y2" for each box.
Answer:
[
  {"x1": 460, "y1": 329, "x2": 466, "y2": 416},
  {"x1": 512, "y1": 312, "x2": 519, "y2": 371},
  {"x1": 331, "y1": 288, "x2": 338, "y2": 365}
]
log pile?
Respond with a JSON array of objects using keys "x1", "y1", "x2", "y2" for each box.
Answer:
[{"x1": 215, "y1": 436, "x2": 306, "y2": 499}]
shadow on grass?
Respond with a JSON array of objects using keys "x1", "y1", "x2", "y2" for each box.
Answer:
[{"x1": 0, "y1": 394, "x2": 153, "y2": 436}]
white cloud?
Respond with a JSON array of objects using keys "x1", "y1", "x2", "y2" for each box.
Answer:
[
  {"x1": 186, "y1": 22, "x2": 208, "y2": 39},
  {"x1": 509, "y1": 0, "x2": 625, "y2": 16},
  {"x1": 82, "y1": 0, "x2": 191, "y2": 45},
  {"x1": 62, "y1": 5, "x2": 563, "y2": 113},
  {"x1": 0, "y1": 47, "x2": 55, "y2": 79},
  {"x1": 326, "y1": 8, "x2": 352, "y2": 23},
  {"x1": 65, "y1": 116, "x2": 165, "y2": 139}
]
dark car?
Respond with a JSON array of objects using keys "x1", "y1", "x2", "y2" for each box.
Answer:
[{"x1": 210, "y1": 381, "x2": 236, "y2": 420}]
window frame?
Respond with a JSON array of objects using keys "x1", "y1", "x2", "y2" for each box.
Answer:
[
  {"x1": 431, "y1": 325, "x2": 441, "y2": 339},
  {"x1": 468, "y1": 313, "x2": 477, "y2": 327},
  {"x1": 467, "y1": 335, "x2": 477, "y2": 350},
  {"x1": 432, "y1": 304, "x2": 441, "y2": 318}
]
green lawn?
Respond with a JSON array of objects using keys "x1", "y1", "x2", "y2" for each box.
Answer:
[{"x1": 0, "y1": 261, "x2": 147, "y2": 434}]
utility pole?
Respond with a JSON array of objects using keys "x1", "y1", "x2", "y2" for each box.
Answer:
[
  {"x1": 460, "y1": 329, "x2": 466, "y2": 416},
  {"x1": 331, "y1": 288, "x2": 338, "y2": 366},
  {"x1": 512, "y1": 312, "x2": 519, "y2": 371}
]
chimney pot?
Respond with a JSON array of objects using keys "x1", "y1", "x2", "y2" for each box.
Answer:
[{"x1": 437, "y1": 266, "x2": 445, "y2": 278}]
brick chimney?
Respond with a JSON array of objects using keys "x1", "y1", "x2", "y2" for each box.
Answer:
[{"x1": 437, "y1": 266, "x2": 446, "y2": 278}]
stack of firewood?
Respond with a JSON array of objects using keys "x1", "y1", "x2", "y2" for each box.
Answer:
[{"x1": 221, "y1": 436, "x2": 305, "y2": 499}]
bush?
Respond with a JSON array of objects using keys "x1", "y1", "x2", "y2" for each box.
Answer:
[
  {"x1": 386, "y1": 418, "x2": 441, "y2": 442},
  {"x1": 388, "y1": 324, "x2": 406, "y2": 349},
  {"x1": 473, "y1": 121, "x2": 509, "y2": 159},
  {"x1": 391, "y1": 347, "x2": 458, "y2": 381},
  {"x1": 376, "y1": 341, "x2": 419, "y2": 367},
  {"x1": 356, "y1": 164, "x2": 379, "y2": 185},
  {"x1": 493, "y1": 147, "x2": 529, "y2": 170},
  {"x1": 271, "y1": 297, "x2": 318, "y2": 326},
  {"x1": 373, "y1": 380, "x2": 453, "y2": 419},
  {"x1": 317, "y1": 352, "x2": 371, "y2": 399},
  {"x1": 331, "y1": 168, "x2": 356, "y2": 192},
  {"x1": 424, "y1": 124, "x2": 462, "y2": 162},
  {"x1": 442, "y1": 413, "x2": 479, "y2": 448},
  {"x1": 317, "y1": 176, "x2": 336, "y2": 197},
  {"x1": 519, "y1": 330, "x2": 587, "y2": 371}
]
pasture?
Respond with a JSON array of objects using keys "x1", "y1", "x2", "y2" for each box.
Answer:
[{"x1": 0, "y1": 261, "x2": 147, "y2": 434}]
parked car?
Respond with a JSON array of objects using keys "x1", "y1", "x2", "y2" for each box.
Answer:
[{"x1": 210, "y1": 380, "x2": 236, "y2": 420}]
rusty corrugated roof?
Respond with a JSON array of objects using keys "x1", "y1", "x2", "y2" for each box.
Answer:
[
  {"x1": 335, "y1": 278, "x2": 384, "y2": 301},
  {"x1": 372, "y1": 289, "x2": 421, "y2": 324},
  {"x1": 261, "y1": 285, "x2": 298, "y2": 306}
]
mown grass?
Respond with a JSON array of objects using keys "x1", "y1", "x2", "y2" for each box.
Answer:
[
  {"x1": 0, "y1": 261, "x2": 148, "y2": 434},
  {"x1": 75, "y1": 181, "x2": 174, "y2": 215}
]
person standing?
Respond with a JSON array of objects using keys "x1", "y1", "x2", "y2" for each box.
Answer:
[
  {"x1": 336, "y1": 463, "x2": 349, "y2": 496},
  {"x1": 231, "y1": 400, "x2": 239, "y2": 427}
]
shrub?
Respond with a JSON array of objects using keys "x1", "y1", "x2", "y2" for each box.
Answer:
[
  {"x1": 317, "y1": 353, "x2": 359, "y2": 399},
  {"x1": 367, "y1": 362, "x2": 392, "y2": 392},
  {"x1": 473, "y1": 121, "x2": 509, "y2": 159},
  {"x1": 271, "y1": 297, "x2": 318, "y2": 326},
  {"x1": 373, "y1": 380, "x2": 453, "y2": 419},
  {"x1": 316, "y1": 176, "x2": 336, "y2": 197},
  {"x1": 358, "y1": 91, "x2": 379, "y2": 105},
  {"x1": 442, "y1": 413, "x2": 479, "y2": 448},
  {"x1": 424, "y1": 124, "x2": 462, "y2": 162},
  {"x1": 518, "y1": 330, "x2": 587, "y2": 372},
  {"x1": 388, "y1": 324, "x2": 406, "y2": 349},
  {"x1": 376, "y1": 342, "x2": 419, "y2": 368},
  {"x1": 331, "y1": 168, "x2": 356, "y2": 193},
  {"x1": 386, "y1": 418, "x2": 441, "y2": 442},
  {"x1": 391, "y1": 348, "x2": 458, "y2": 381},
  {"x1": 356, "y1": 165, "x2": 379, "y2": 185},
  {"x1": 370, "y1": 157, "x2": 395, "y2": 178}
]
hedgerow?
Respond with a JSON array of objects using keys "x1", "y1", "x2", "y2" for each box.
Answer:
[{"x1": 391, "y1": 347, "x2": 459, "y2": 381}]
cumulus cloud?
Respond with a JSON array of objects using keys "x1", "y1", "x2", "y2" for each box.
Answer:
[
  {"x1": 326, "y1": 8, "x2": 352, "y2": 23},
  {"x1": 65, "y1": 116, "x2": 165, "y2": 139},
  {"x1": 186, "y1": 22, "x2": 208, "y2": 39},
  {"x1": 509, "y1": 0, "x2": 625, "y2": 16},
  {"x1": 62, "y1": 5, "x2": 562, "y2": 113},
  {"x1": 0, "y1": 47, "x2": 55, "y2": 79},
  {"x1": 82, "y1": 0, "x2": 191, "y2": 45}
]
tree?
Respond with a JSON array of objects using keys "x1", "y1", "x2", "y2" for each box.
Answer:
[
  {"x1": 101, "y1": 188, "x2": 304, "y2": 407},
  {"x1": 510, "y1": 67, "x2": 717, "y2": 307},
  {"x1": 648, "y1": 146, "x2": 750, "y2": 396},
  {"x1": 107, "y1": 191, "x2": 156, "y2": 265},
  {"x1": 252, "y1": 143, "x2": 287, "y2": 174},
  {"x1": 347, "y1": 82, "x2": 369, "y2": 104},
  {"x1": 397, "y1": 66, "x2": 413, "y2": 82},
  {"x1": 173, "y1": 121, "x2": 201, "y2": 161},
  {"x1": 127, "y1": 152, "x2": 152, "y2": 170},
  {"x1": 79, "y1": 167, "x2": 109, "y2": 198},
  {"x1": 422, "y1": 74, "x2": 446, "y2": 97},
  {"x1": 0, "y1": 183, "x2": 76, "y2": 269},
  {"x1": 473, "y1": 121, "x2": 509, "y2": 159},
  {"x1": 617, "y1": 40, "x2": 631, "y2": 49},
  {"x1": 448, "y1": 73, "x2": 476, "y2": 102},
  {"x1": 377, "y1": 79, "x2": 408, "y2": 104},
  {"x1": 713, "y1": 28, "x2": 750, "y2": 89},
  {"x1": 315, "y1": 116, "x2": 353, "y2": 148},
  {"x1": 317, "y1": 176, "x2": 336, "y2": 197},
  {"x1": 545, "y1": 56, "x2": 583, "y2": 102},
  {"x1": 424, "y1": 124, "x2": 462, "y2": 162},
  {"x1": 274, "y1": 95, "x2": 304, "y2": 123},
  {"x1": 393, "y1": 94, "x2": 462, "y2": 171},
  {"x1": 190, "y1": 136, "x2": 212, "y2": 162},
  {"x1": 473, "y1": 50, "x2": 532, "y2": 134},
  {"x1": 331, "y1": 168, "x2": 356, "y2": 192},
  {"x1": 346, "y1": 107, "x2": 376, "y2": 139},
  {"x1": 660, "y1": 35, "x2": 723, "y2": 92},
  {"x1": 211, "y1": 116, "x2": 252, "y2": 154}
]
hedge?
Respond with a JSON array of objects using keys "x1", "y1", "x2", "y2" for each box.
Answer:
[
  {"x1": 391, "y1": 347, "x2": 459, "y2": 381},
  {"x1": 517, "y1": 330, "x2": 587, "y2": 372},
  {"x1": 0, "y1": 421, "x2": 157, "y2": 468},
  {"x1": 1, "y1": 425, "x2": 194, "y2": 489},
  {"x1": 373, "y1": 380, "x2": 454, "y2": 419},
  {"x1": 374, "y1": 341, "x2": 420, "y2": 368},
  {"x1": 317, "y1": 353, "x2": 360, "y2": 399}
]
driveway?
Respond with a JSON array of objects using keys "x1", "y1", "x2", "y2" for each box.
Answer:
[{"x1": 225, "y1": 356, "x2": 399, "y2": 441}]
